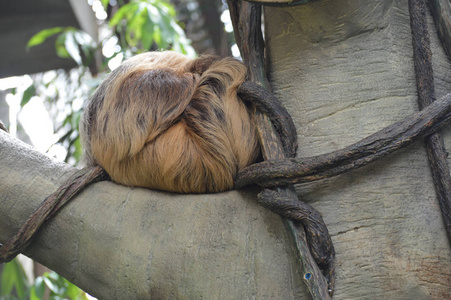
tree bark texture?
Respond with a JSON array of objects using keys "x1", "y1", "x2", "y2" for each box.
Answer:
[
  {"x1": 264, "y1": 0, "x2": 451, "y2": 298},
  {"x1": 0, "y1": 131, "x2": 307, "y2": 299}
]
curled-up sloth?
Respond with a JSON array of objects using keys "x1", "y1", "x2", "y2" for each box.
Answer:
[
  {"x1": 80, "y1": 51, "x2": 260, "y2": 193},
  {"x1": 0, "y1": 51, "x2": 264, "y2": 262}
]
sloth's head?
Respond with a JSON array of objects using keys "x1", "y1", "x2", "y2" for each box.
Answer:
[{"x1": 80, "y1": 51, "x2": 260, "y2": 193}]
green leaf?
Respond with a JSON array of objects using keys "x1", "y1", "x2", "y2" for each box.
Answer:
[
  {"x1": 46, "y1": 271, "x2": 59, "y2": 281},
  {"x1": 55, "y1": 32, "x2": 71, "y2": 59},
  {"x1": 172, "y1": 39, "x2": 182, "y2": 54},
  {"x1": 159, "y1": 1, "x2": 176, "y2": 17},
  {"x1": 157, "y1": 11, "x2": 175, "y2": 45},
  {"x1": 64, "y1": 30, "x2": 83, "y2": 65},
  {"x1": 109, "y1": 6, "x2": 126, "y2": 27},
  {"x1": 63, "y1": 278, "x2": 84, "y2": 299},
  {"x1": 101, "y1": 0, "x2": 109, "y2": 9},
  {"x1": 147, "y1": 4, "x2": 162, "y2": 24},
  {"x1": 30, "y1": 277, "x2": 45, "y2": 300},
  {"x1": 109, "y1": 3, "x2": 138, "y2": 27},
  {"x1": 73, "y1": 31, "x2": 96, "y2": 66},
  {"x1": 71, "y1": 110, "x2": 82, "y2": 129},
  {"x1": 153, "y1": 27, "x2": 163, "y2": 48},
  {"x1": 21, "y1": 84, "x2": 36, "y2": 107},
  {"x1": 109, "y1": 0, "x2": 192, "y2": 53},
  {"x1": 71, "y1": 136, "x2": 83, "y2": 162},
  {"x1": 42, "y1": 275, "x2": 59, "y2": 294},
  {"x1": 127, "y1": 3, "x2": 149, "y2": 47},
  {"x1": 0, "y1": 265, "x2": 14, "y2": 295},
  {"x1": 0, "y1": 259, "x2": 30, "y2": 298},
  {"x1": 171, "y1": 20, "x2": 185, "y2": 36},
  {"x1": 141, "y1": 16, "x2": 154, "y2": 50},
  {"x1": 27, "y1": 27, "x2": 64, "y2": 48}
]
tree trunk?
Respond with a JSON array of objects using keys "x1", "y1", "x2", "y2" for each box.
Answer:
[{"x1": 264, "y1": 0, "x2": 451, "y2": 298}]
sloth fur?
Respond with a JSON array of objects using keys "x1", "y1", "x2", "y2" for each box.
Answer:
[{"x1": 80, "y1": 51, "x2": 260, "y2": 193}]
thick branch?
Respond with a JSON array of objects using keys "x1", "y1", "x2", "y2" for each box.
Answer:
[{"x1": 0, "y1": 131, "x2": 307, "y2": 299}]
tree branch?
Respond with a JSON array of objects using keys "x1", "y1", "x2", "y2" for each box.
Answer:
[{"x1": 0, "y1": 131, "x2": 308, "y2": 299}]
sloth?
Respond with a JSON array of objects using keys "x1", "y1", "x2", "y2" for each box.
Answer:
[
  {"x1": 79, "y1": 51, "x2": 260, "y2": 193},
  {"x1": 0, "y1": 51, "x2": 265, "y2": 263}
]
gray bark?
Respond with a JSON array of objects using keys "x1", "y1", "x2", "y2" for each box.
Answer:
[{"x1": 264, "y1": 0, "x2": 451, "y2": 298}]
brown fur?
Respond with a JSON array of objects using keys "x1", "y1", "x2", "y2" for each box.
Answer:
[{"x1": 79, "y1": 51, "x2": 260, "y2": 193}]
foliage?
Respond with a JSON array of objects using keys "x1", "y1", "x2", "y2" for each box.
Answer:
[
  {"x1": 110, "y1": 0, "x2": 194, "y2": 55},
  {"x1": 29, "y1": 271, "x2": 90, "y2": 300},
  {"x1": 27, "y1": 0, "x2": 194, "y2": 67},
  {"x1": 0, "y1": 259, "x2": 89, "y2": 300},
  {"x1": 0, "y1": 259, "x2": 28, "y2": 300},
  {"x1": 28, "y1": 27, "x2": 97, "y2": 68}
]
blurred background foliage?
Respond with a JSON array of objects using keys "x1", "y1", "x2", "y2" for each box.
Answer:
[
  {"x1": 1, "y1": 0, "x2": 235, "y2": 298},
  {"x1": 1, "y1": 259, "x2": 89, "y2": 300}
]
